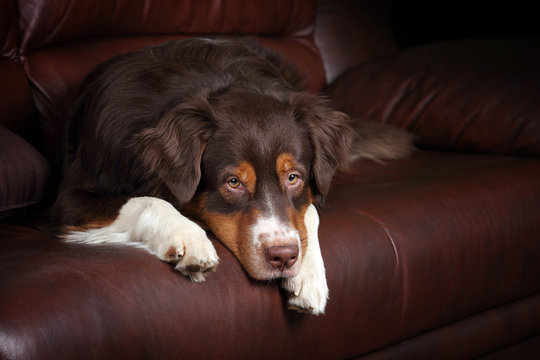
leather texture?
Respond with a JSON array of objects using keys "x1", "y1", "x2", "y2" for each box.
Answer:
[
  {"x1": 1, "y1": 0, "x2": 539, "y2": 358},
  {"x1": 0, "y1": 0, "x2": 17, "y2": 58},
  {"x1": 0, "y1": 59, "x2": 37, "y2": 138},
  {"x1": 1, "y1": 153, "x2": 539, "y2": 359},
  {"x1": 328, "y1": 37, "x2": 540, "y2": 156},
  {"x1": 0, "y1": 126, "x2": 50, "y2": 217},
  {"x1": 314, "y1": 0, "x2": 398, "y2": 84},
  {"x1": 358, "y1": 295, "x2": 540, "y2": 359},
  {"x1": 18, "y1": 0, "x2": 315, "y2": 53},
  {"x1": 0, "y1": 0, "x2": 37, "y2": 139}
]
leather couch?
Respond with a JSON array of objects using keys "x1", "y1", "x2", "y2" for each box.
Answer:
[{"x1": 1, "y1": 0, "x2": 539, "y2": 358}]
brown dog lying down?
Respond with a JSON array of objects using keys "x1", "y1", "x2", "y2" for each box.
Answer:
[{"x1": 51, "y1": 38, "x2": 414, "y2": 315}]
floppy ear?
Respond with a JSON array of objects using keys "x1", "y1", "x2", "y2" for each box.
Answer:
[
  {"x1": 291, "y1": 94, "x2": 354, "y2": 206},
  {"x1": 130, "y1": 99, "x2": 214, "y2": 206}
]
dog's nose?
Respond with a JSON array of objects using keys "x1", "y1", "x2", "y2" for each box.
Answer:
[{"x1": 265, "y1": 245, "x2": 299, "y2": 271}]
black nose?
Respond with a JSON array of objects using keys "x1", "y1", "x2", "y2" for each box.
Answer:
[{"x1": 265, "y1": 245, "x2": 299, "y2": 271}]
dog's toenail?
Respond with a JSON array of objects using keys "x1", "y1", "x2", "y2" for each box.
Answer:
[{"x1": 185, "y1": 264, "x2": 201, "y2": 273}]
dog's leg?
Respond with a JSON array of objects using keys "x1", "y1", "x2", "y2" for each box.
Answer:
[
  {"x1": 281, "y1": 204, "x2": 329, "y2": 315},
  {"x1": 63, "y1": 196, "x2": 219, "y2": 282}
]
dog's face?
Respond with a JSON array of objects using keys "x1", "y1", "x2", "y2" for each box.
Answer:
[
  {"x1": 135, "y1": 86, "x2": 352, "y2": 281},
  {"x1": 177, "y1": 89, "x2": 352, "y2": 280},
  {"x1": 183, "y1": 91, "x2": 313, "y2": 280}
]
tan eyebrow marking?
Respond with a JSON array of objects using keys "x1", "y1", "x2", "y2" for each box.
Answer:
[
  {"x1": 276, "y1": 152, "x2": 295, "y2": 177},
  {"x1": 276, "y1": 152, "x2": 304, "y2": 192},
  {"x1": 236, "y1": 161, "x2": 256, "y2": 193}
]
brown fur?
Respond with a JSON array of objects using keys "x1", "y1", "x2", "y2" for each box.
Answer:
[{"x1": 51, "y1": 38, "x2": 413, "y2": 279}]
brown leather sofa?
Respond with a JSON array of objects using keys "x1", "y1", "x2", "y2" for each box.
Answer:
[{"x1": 1, "y1": 0, "x2": 539, "y2": 359}]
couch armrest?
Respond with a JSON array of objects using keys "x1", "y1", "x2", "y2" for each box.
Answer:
[
  {"x1": 0, "y1": 125, "x2": 51, "y2": 219},
  {"x1": 327, "y1": 37, "x2": 540, "y2": 156}
]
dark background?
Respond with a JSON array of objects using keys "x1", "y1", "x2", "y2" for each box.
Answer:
[{"x1": 382, "y1": 0, "x2": 540, "y2": 48}]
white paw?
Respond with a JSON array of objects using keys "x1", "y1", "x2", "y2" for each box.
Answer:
[
  {"x1": 126, "y1": 197, "x2": 219, "y2": 282},
  {"x1": 281, "y1": 204, "x2": 328, "y2": 315},
  {"x1": 282, "y1": 268, "x2": 329, "y2": 315},
  {"x1": 62, "y1": 197, "x2": 219, "y2": 282},
  {"x1": 158, "y1": 223, "x2": 219, "y2": 283}
]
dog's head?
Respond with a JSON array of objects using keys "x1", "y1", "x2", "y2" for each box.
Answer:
[
  {"x1": 134, "y1": 87, "x2": 352, "y2": 280},
  {"x1": 129, "y1": 40, "x2": 353, "y2": 280}
]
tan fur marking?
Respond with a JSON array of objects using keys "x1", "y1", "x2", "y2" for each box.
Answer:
[
  {"x1": 165, "y1": 246, "x2": 180, "y2": 261},
  {"x1": 185, "y1": 192, "x2": 247, "y2": 257},
  {"x1": 182, "y1": 193, "x2": 209, "y2": 229},
  {"x1": 217, "y1": 161, "x2": 257, "y2": 203},
  {"x1": 62, "y1": 218, "x2": 116, "y2": 233},
  {"x1": 276, "y1": 153, "x2": 295, "y2": 178},
  {"x1": 185, "y1": 192, "x2": 265, "y2": 276},
  {"x1": 276, "y1": 152, "x2": 304, "y2": 193},
  {"x1": 236, "y1": 161, "x2": 257, "y2": 193},
  {"x1": 203, "y1": 212, "x2": 241, "y2": 255},
  {"x1": 287, "y1": 188, "x2": 314, "y2": 258},
  {"x1": 288, "y1": 204, "x2": 309, "y2": 259}
]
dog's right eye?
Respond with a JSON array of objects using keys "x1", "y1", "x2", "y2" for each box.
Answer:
[{"x1": 227, "y1": 178, "x2": 241, "y2": 189}]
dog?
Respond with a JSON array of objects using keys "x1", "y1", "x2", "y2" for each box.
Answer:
[{"x1": 51, "y1": 38, "x2": 413, "y2": 315}]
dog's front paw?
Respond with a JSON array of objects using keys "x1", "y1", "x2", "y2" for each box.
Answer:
[
  {"x1": 160, "y1": 223, "x2": 219, "y2": 282},
  {"x1": 130, "y1": 198, "x2": 219, "y2": 282},
  {"x1": 282, "y1": 269, "x2": 329, "y2": 315},
  {"x1": 281, "y1": 203, "x2": 328, "y2": 315}
]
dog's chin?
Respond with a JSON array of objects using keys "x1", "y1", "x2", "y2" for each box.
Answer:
[{"x1": 244, "y1": 261, "x2": 301, "y2": 281}]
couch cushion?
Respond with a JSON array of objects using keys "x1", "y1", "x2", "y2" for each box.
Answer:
[
  {"x1": 328, "y1": 37, "x2": 540, "y2": 156},
  {"x1": 0, "y1": 152, "x2": 538, "y2": 359},
  {"x1": 329, "y1": 152, "x2": 540, "y2": 344},
  {"x1": 0, "y1": 125, "x2": 50, "y2": 219}
]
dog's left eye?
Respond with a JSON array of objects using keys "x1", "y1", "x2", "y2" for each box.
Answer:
[{"x1": 288, "y1": 174, "x2": 300, "y2": 186}]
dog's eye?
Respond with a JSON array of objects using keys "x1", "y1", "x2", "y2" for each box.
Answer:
[
  {"x1": 288, "y1": 174, "x2": 300, "y2": 185},
  {"x1": 227, "y1": 178, "x2": 241, "y2": 189}
]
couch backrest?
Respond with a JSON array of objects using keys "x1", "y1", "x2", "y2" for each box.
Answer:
[
  {"x1": 1, "y1": 0, "x2": 397, "y2": 167},
  {"x1": 328, "y1": 36, "x2": 540, "y2": 156},
  {"x1": 20, "y1": 0, "x2": 324, "y2": 166}
]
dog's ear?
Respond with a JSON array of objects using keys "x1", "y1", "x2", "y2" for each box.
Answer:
[
  {"x1": 291, "y1": 94, "x2": 354, "y2": 206},
  {"x1": 131, "y1": 98, "x2": 214, "y2": 205}
]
